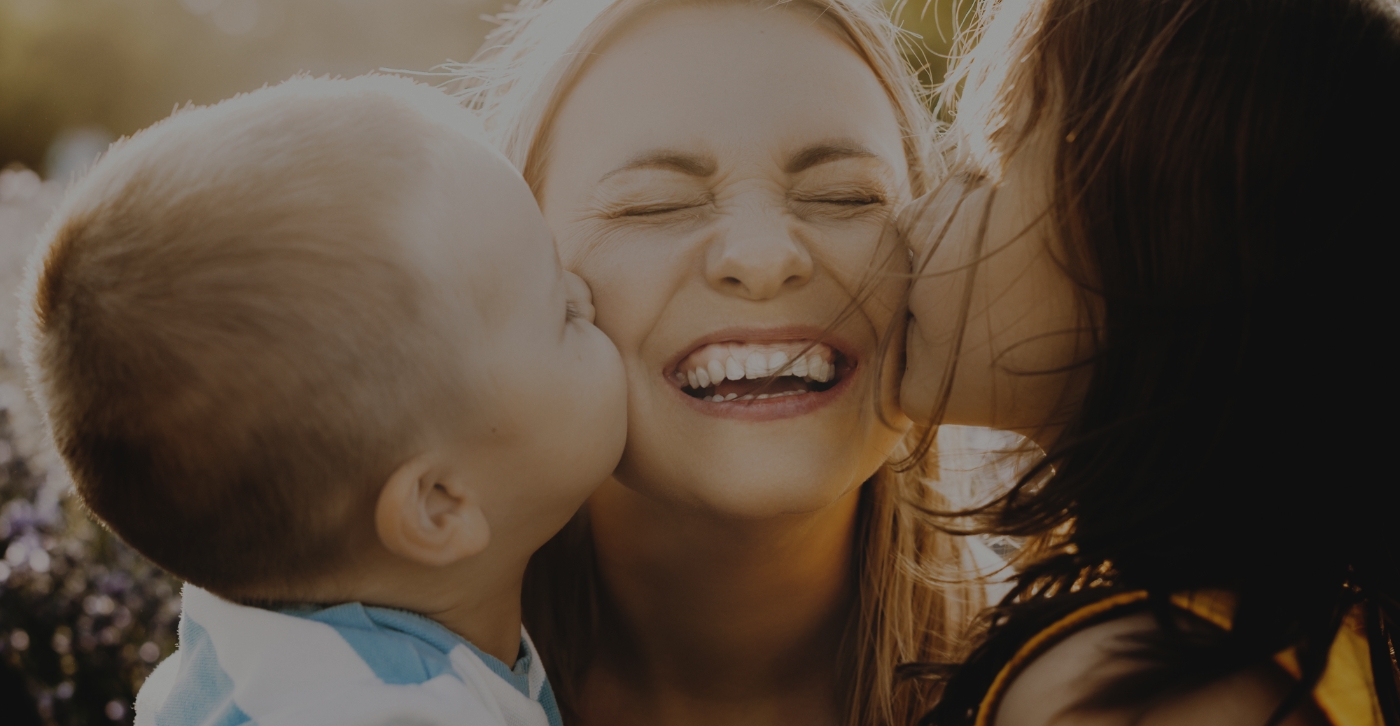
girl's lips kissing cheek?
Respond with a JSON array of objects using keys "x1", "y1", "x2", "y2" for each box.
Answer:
[{"x1": 666, "y1": 337, "x2": 858, "y2": 421}]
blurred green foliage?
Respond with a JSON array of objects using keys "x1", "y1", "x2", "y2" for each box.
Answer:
[
  {"x1": 890, "y1": 0, "x2": 971, "y2": 96},
  {"x1": 0, "y1": 0, "x2": 495, "y2": 173}
]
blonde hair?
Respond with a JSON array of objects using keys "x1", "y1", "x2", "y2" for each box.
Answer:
[
  {"x1": 447, "y1": 2, "x2": 983, "y2": 723},
  {"x1": 446, "y1": 0, "x2": 939, "y2": 198},
  {"x1": 931, "y1": 0, "x2": 1052, "y2": 181},
  {"x1": 18, "y1": 75, "x2": 482, "y2": 598}
]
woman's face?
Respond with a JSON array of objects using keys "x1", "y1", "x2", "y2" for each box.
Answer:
[
  {"x1": 900, "y1": 123, "x2": 1091, "y2": 443},
  {"x1": 539, "y1": 3, "x2": 911, "y2": 516}
]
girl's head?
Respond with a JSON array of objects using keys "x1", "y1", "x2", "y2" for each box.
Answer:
[
  {"x1": 455, "y1": 0, "x2": 936, "y2": 518},
  {"x1": 453, "y1": 0, "x2": 981, "y2": 722},
  {"x1": 903, "y1": 0, "x2": 1399, "y2": 710}
]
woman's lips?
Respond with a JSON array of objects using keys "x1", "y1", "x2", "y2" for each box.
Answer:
[{"x1": 664, "y1": 330, "x2": 859, "y2": 421}]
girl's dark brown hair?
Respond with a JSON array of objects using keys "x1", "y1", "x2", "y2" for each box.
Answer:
[{"x1": 909, "y1": 0, "x2": 1400, "y2": 723}]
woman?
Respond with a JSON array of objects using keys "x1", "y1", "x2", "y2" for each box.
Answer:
[
  {"x1": 449, "y1": 0, "x2": 989, "y2": 724},
  {"x1": 899, "y1": 0, "x2": 1399, "y2": 724}
]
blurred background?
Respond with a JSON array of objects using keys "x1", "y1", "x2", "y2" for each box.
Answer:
[
  {"x1": 0, "y1": 0, "x2": 498, "y2": 177},
  {"x1": 0, "y1": 0, "x2": 964, "y2": 176},
  {"x1": 0, "y1": 1, "x2": 973, "y2": 723}
]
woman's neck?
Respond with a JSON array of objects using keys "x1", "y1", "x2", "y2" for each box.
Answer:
[{"x1": 580, "y1": 477, "x2": 861, "y2": 726}]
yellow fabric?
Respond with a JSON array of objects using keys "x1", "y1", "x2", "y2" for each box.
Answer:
[
  {"x1": 1271, "y1": 610, "x2": 1380, "y2": 726},
  {"x1": 1170, "y1": 591, "x2": 1382, "y2": 726},
  {"x1": 1167, "y1": 590, "x2": 1234, "y2": 630},
  {"x1": 975, "y1": 590, "x2": 1383, "y2": 726}
]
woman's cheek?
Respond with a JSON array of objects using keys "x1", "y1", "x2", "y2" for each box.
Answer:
[
  {"x1": 803, "y1": 216, "x2": 905, "y2": 320},
  {"x1": 565, "y1": 225, "x2": 691, "y2": 361},
  {"x1": 806, "y1": 215, "x2": 910, "y2": 421}
]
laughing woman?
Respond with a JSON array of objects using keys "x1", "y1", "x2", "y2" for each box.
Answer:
[
  {"x1": 899, "y1": 0, "x2": 1400, "y2": 724},
  {"x1": 451, "y1": 0, "x2": 990, "y2": 724}
]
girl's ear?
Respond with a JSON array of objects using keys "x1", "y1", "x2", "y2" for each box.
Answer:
[{"x1": 375, "y1": 452, "x2": 490, "y2": 566}]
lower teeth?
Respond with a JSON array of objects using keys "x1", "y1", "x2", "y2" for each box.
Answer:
[{"x1": 704, "y1": 390, "x2": 809, "y2": 403}]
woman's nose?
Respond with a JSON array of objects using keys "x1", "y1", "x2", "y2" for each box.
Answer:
[{"x1": 704, "y1": 210, "x2": 813, "y2": 300}]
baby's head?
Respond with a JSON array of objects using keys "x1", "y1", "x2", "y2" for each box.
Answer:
[{"x1": 19, "y1": 75, "x2": 626, "y2": 602}]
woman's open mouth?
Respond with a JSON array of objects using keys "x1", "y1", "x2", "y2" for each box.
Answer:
[{"x1": 668, "y1": 339, "x2": 856, "y2": 411}]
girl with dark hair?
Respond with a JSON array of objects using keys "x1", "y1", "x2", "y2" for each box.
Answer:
[{"x1": 898, "y1": 0, "x2": 1400, "y2": 724}]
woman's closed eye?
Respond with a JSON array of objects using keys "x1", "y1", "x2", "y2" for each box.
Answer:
[
  {"x1": 793, "y1": 193, "x2": 885, "y2": 206},
  {"x1": 590, "y1": 183, "x2": 714, "y2": 223},
  {"x1": 789, "y1": 187, "x2": 888, "y2": 218},
  {"x1": 605, "y1": 199, "x2": 712, "y2": 219}
]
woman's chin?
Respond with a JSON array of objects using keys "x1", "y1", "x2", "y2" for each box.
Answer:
[
  {"x1": 613, "y1": 461, "x2": 867, "y2": 520},
  {"x1": 612, "y1": 387, "x2": 905, "y2": 520}
]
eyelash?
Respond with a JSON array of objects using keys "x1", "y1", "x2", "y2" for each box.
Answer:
[
  {"x1": 793, "y1": 194, "x2": 885, "y2": 206},
  {"x1": 602, "y1": 192, "x2": 885, "y2": 223},
  {"x1": 608, "y1": 201, "x2": 709, "y2": 219},
  {"x1": 565, "y1": 301, "x2": 581, "y2": 321},
  {"x1": 789, "y1": 195, "x2": 887, "y2": 222}
]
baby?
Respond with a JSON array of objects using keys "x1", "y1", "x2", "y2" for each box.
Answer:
[{"x1": 18, "y1": 75, "x2": 627, "y2": 726}]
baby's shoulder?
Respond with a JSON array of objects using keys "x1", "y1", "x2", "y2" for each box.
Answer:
[{"x1": 133, "y1": 591, "x2": 501, "y2": 726}]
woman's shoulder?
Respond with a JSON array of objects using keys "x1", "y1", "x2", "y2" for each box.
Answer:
[{"x1": 994, "y1": 607, "x2": 1329, "y2": 726}]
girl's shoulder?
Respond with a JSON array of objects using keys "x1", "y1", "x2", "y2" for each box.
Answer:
[
  {"x1": 993, "y1": 596, "x2": 1318, "y2": 726},
  {"x1": 979, "y1": 591, "x2": 1381, "y2": 726}
]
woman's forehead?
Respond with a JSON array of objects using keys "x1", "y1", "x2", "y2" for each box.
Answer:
[{"x1": 548, "y1": 2, "x2": 907, "y2": 171}]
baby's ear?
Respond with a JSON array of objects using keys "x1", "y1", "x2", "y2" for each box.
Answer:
[{"x1": 375, "y1": 451, "x2": 490, "y2": 566}]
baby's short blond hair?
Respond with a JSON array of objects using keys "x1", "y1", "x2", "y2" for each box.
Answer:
[{"x1": 20, "y1": 75, "x2": 484, "y2": 598}]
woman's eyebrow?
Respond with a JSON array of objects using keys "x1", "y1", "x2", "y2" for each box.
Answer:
[
  {"x1": 784, "y1": 142, "x2": 881, "y2": 174},
  {"x1": 599, "y1": 150, "x2": 717, "y2": 182}
]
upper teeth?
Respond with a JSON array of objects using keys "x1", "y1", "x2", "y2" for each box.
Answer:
[{"x1": 673, "y1": 342, "x2": 837, "y2": 389}]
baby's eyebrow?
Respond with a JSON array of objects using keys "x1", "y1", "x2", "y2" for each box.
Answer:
[
  {"x1": 784, "y1": 141, "x2": 881, "y2": 174},
  {"x1": 599, "y1": 149, "x2": 717, "y2": 182}
]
